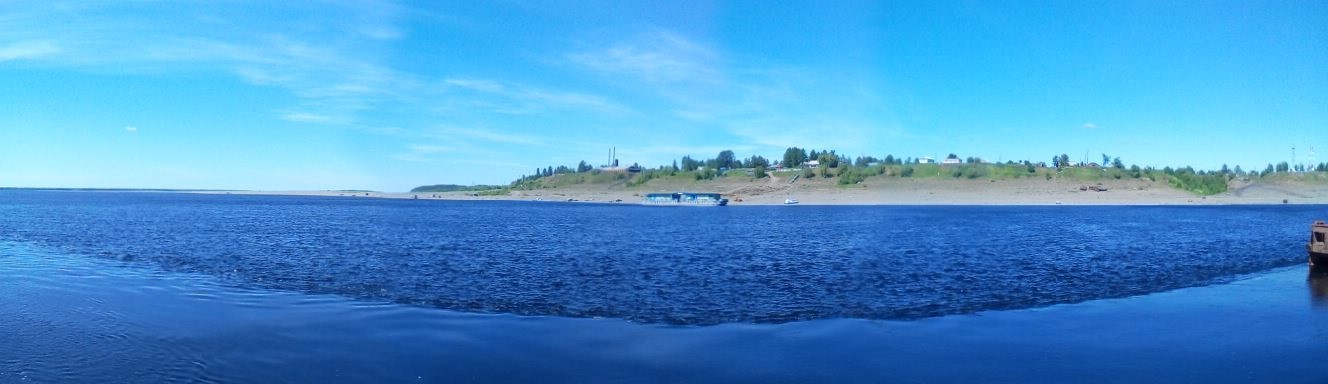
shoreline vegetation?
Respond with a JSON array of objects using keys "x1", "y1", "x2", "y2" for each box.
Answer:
[{"x1": 236, "y1": 149, "x2": 1328, "y2": 206}]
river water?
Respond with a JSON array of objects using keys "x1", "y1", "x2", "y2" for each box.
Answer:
[{"x1": 2, "y1": 190, "x2": 1325, "y2": 382}]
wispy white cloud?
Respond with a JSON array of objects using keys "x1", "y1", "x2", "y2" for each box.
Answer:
[
  {"x1": 565, "y1": 30, "x2": 719, "y2": 84},
  {"x1": 124, "y1": 126, "x2": 138, "y2": 133},
  {"x1": 1, "y1": 3, "x2": 417, "y2": 126},
  {"x1": 281, "y1": 111, "x2": 344, "y2": 124},
  {"x1": 1082, "y1": 123, "x2": 1098, "y2": 129},
  {"x1": 0, "y1": 40, "x2": 59, "y2": 62},
  {"x1": 430, "y1": 126, "x2": 547, "y2": 146},
  {"x1": 443, "y1": 78, "x2": 626, "y2": 115},
  {"x1": 564, "y1": 28, "x2": 903, "y2": 160}
]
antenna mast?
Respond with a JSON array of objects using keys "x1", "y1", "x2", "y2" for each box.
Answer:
[{"x1": 1310, "y1": 146, "x2": 1318, "y2": 171}]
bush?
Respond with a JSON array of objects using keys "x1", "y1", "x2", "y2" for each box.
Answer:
[
  {"x1": 838, "y1": 168, "x2": 867, "y2": 185},
  {"x1": 901, "y1": 166, "x2": 915, "y2": 177},
  {"x1": 963, "y1": 165, "x2": 987, "y2": 179},
  {"x1": 1168, "y1": 171, "x2": 1227, "y2": 195}
]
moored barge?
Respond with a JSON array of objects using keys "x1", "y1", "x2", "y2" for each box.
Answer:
[
  {"x1": 642, "y1": 192, "x2": 728, "y2": 206},
  {"x1": 1311, "y1": 220, "x2": 1328, "y2": 267}
]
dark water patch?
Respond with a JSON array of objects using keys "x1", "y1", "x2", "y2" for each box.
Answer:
[{"x1": 0, "y1": 190, "x2": 1317, "y2": 325}]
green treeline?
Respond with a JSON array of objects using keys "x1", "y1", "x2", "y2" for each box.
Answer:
[{"x1": 422, "y1": 149, "x2": 1328, "y2": 197}]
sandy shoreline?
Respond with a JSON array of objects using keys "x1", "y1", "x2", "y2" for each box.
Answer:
[{"x1": 197, "y1": 177, "x2": 1328, "y2": 206}]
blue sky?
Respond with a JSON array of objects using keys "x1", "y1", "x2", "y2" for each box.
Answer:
[{"x1": 2, "y1": 1, "x2": 1325, "y2": 191}]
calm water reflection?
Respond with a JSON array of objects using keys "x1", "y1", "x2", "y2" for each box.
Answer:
[{"x1": 1309, "y1": 265, "x2": 1328, "y2": 306}]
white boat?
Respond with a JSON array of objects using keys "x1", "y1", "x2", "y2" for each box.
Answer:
[{"x1": 784, "y1": 198, "x2": 799, "y2": 205}]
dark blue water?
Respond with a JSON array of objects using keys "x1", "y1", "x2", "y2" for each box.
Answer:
[{"x1": 0, "y1": 190, "x2": 1315, "y2": 325}]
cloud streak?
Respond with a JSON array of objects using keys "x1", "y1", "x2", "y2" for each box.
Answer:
[
  {"x1": 561, "y1": 28, "x2": 901, "y2": 160},
  {"x1": 565, "y1": 30, "x2": 719, "y2": 84},
  {"x1": 0, "y1": 40, "x2": 59, "y2": 62},
  {"x1": 431, "y1": 126, "x2": 547, "y2": 146},
  {"x1": 443, "y1": 78, "x2": 625, "y2": 115},
  {"x1": 2, "y1": 3, "x2": 416, "y2": 126},
  {"x1": 281, "y1": 112, "x2": 345, "y2": 124}
]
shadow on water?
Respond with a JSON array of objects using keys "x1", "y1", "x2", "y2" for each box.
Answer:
[{"x1": 1309, "y1": 264, "x2": 1328, "y2": 307}]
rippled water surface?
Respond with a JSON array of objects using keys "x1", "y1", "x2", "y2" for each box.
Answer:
[
  {"x1": 0, "y1": 191, "x2": 1317, "y2": 324},
  {"x1": 4, "y1": 190, "x2": 1328, "y2": 383}
]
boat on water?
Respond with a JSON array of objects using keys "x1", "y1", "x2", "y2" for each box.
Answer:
[
  {"x1": 1310, "y1": 220, "x2": 1328, "y2": 267},
  {"x1": 784, "y1": 198, "x2": 799, "y2": 205},
  {"x1": 642, "y1": 192, "x2": 728, "y2": 206}
]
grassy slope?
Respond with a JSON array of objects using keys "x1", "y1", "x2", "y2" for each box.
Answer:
[{"x1": 503, "y1": 165, "x2": 1328, "y2": 197}]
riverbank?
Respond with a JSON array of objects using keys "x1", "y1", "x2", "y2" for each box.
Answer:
[{"x1": 202, "y1": 176, "x2": 1328, "y2": 206}]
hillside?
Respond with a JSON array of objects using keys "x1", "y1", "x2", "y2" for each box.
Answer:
[{"x1": 419, "y1": 165, "x2": 1328, "y2": 205}]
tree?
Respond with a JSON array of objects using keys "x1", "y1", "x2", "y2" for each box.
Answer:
[
  {"x1": 681, "y1": 156, "x2": 701, "y2": 172},
  {"x1": 783, "y1": 147, "x2": 808, "y2": 169},
  {"x1": 1054, "y1": 154, "x2": 1071, "y2": 168},
  {"x1": 947, "y1": 153, "x2": 960, "y2": 160},
  {"x1": 1102, "y1": 153, "x2": 1111, "y2": 166},
  {"x1": 1276, "y1": 162, "x2": 1289, "y2": 173},
  {"x1": 746, "y1": 155, "x2": 770, "y2": 169},
  {"x1": 818, "y1": 152, "x2": 840, "y2": 169},
  {"x1": 716, "y1": 150, "x2": 737, "y2": 170},
  {"x1": 1112, "y1": 157, "x2": 1123, "y2": 169}
]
